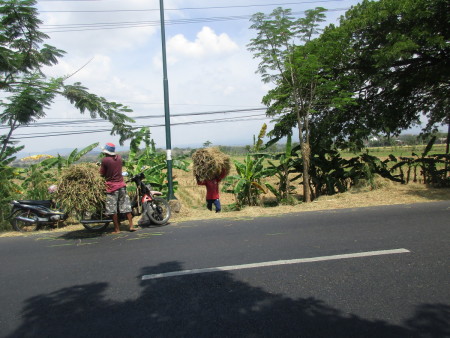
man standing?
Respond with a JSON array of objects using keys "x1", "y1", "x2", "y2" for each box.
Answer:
[
  {"x1": 99, "y1": 142, "x2": 136, "y2": 233},
  {"x1": 196, "y1": 169, "x2": 227, "y2": 213}
]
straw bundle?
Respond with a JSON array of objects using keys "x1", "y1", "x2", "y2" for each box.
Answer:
[
  {"x1": 192, "y1": 147, "x2": 230, "y2": 182},
  {"x1": 55, "y1": 163, "x2": 106, "y2": 215}
]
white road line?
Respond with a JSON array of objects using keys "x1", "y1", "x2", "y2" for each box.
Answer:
[{"x1": 141, "y1": 248, "x2": 410, "y2": 280}]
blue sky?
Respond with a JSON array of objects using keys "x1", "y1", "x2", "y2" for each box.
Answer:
[{"x1": 14, "y1": 0, "x2": 364, "y2": 155}]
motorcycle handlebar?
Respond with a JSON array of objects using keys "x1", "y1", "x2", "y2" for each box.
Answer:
[{"x1": 126, "y1": 172, "x2": 146, "y2": 184}]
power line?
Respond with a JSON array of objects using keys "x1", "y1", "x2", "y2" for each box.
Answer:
[
  {"x1": 39, "y1": 0, "x2": 102, "y2": 2},
  {"x1": 0, "y1": 108, "x2": 267, "y2": 129},
  {"x1": 39, "y1": 1, "x2": 345, "y2": 13},
  {"x1": 39, "y1": 8, "x2": 349, "y2": 33},
  {"x1": 11, "y1": 114, "x2": 270, "y2": 139},
  {"x1": 26, "y1": 114, "x2": 267, "y2": 136},
  {"x1": 40, "y1": 16, "x2": 250, "y2": 33}
]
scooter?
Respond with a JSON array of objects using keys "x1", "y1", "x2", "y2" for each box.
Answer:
[
  {"x1": 9, "y1": 199, "x2": 69, "y2": 232},
  {"x1": 80, "y1": 172, "x2": 171, "y2": 232}
]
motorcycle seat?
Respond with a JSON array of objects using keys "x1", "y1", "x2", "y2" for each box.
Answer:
[{"x1": 17, "y1": 200, "x2": 53, "y2": 207}]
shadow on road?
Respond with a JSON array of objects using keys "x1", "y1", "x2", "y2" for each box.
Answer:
[{"x1": 7, "y1": 261, "x2": 450, "y2": 337}]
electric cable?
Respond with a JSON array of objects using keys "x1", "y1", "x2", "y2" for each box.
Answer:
[
  {"x1": 0, "y1": 108, "x2": 267, "y2": 129},
  {"x1": 39, "y1": 1, "x2": 346, "y2": 13},
  {"x1": 39, "y1": 8, "x2": 349, "y2": 33},
  {"x1": 10, "y1": 114, "x2": 270, "y2": 139}
]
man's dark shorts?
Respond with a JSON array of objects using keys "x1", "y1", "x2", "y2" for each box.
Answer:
[{"x1": 105, "y1": 187, "x2": 132, "y2": 215}]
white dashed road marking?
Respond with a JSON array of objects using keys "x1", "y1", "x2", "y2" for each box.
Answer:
[{"x1": 141, "y1": 248, "x2": 410, "y2": 280}]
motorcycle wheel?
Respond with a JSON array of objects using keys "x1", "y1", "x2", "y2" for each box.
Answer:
[
  {"x1": 146, "y1": 197, "x2": 171, "y2": 225},
  {"x1": 12, "y1": 210, "x2": 40, "y2": 232},
  {"x1": 80, "y1": 211, "x2": 110, "y2": 232}
]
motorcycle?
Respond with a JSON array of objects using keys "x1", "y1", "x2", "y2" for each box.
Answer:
[
  {"x1": 80, "y1": 171, "x2": 171, "y2": 232},
  {"x1": 9, "y1": 199, "x2": 69, "y2": 232}
]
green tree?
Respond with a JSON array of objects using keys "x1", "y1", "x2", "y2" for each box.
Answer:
[
  {"x1": 248, "y1": 8, "x2": 317, "y2": 202},
  {"x1": 248, "y1": 7, "x2": 354, "y2": 202},
  {"x1": 0, "y1": 0, "x2": 135, "y2": 160},
  {"x1": 315, "y1": 0, "x2": 449, "y2": 149},
  {"x1": 203, "y1": 141, "x2": 212, "y2": 148}
]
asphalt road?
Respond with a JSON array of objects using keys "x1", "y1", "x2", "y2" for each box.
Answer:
[{"x1": 0, "y1": 201, "x2": 449, "y2": 338}]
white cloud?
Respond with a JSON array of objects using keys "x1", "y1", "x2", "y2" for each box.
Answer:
[
  {"x1": 38, "y1": 0, "x2": 159, "y2": 57},
  {"x1": 167, "y1": 26, "x2": 238, "y2": 59}
]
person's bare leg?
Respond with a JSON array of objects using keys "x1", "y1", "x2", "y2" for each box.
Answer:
[
  {"x1": 127, "y1": 213, "x2": 136, "y2": 231},
  {"x1": 112, "y1": 214, "x2": 120, "y2": 233}
]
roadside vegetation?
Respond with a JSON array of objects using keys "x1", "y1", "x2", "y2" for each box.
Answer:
[
  {"x1": 1, "y1": 0, "x2": 449, "y2": 232},
  {"x1": 1, "y1": 129, "x2": 448, "y2": 233}
]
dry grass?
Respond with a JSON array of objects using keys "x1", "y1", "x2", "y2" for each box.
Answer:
[
  {"x1": 191, "y1": 147, "x2": 230, "y2": 181},
  {"x1": 1, "y1": 165, "x2": 449, "y2": 238},
  {"x1": 55, "y1": 163, "x2": 105, "y2": 215},
  {"x1": 172, "y1": 170, "x2": 450, "y2": 223}
]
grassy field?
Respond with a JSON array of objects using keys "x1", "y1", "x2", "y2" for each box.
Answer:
[{"x1": 340, "y1": 144, "x2": 447, "y2": 159}]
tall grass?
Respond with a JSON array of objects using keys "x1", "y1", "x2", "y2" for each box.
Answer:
[{"x1": 340, "y1": 144, "x2": 447, "y2": 159}]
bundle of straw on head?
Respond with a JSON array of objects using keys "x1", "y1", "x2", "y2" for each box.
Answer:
[
  {"x1": 192, "y1": 147, "x2": 230, "y2": 182},
  {"x1": 55, "y1": 163, "x2": 106, "y2": 216}
]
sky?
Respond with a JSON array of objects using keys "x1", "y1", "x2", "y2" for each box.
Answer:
[{"x1": 9, "y1": 0, "x2": 364, "y2": 155}]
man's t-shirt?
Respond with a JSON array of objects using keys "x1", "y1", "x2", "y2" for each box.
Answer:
[
  {"x1": 196, "y1": 170, "x2": 227, "y2": 200},
  {"x1": 197, "y1": 179, "x2": 221, "y2": 200},
  {"x1": 99, "y1": 155, "x2": 126, "y2": 193}
]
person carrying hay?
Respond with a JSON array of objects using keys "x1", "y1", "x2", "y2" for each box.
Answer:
[
  {"x1": 99, "y1": 142, "x2": 137, "y2": 233},
  {"x1": 196, "y1": 169, "x2": 227, "y2": 213}
]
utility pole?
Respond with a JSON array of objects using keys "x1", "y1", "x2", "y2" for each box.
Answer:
[{"x1": 159, "y1": 0, "x2": 175, "y2": 200}]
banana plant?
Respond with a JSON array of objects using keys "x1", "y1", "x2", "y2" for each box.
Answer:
[
  {"x1": 123, "y1": 127, "x2": 189, "y2": 196},
  {"x1": 40, "y1": 142, "x2": 100, "y2": 173},
  {"x1": 264, "y1": 134, "x2": 301, "y2": 203},
  {"x1": 223, "y1": 153, "x2": 275, "y2": 207},
  {"x1": 123, "y1": 127, "x2": 156, "y2": 176},
  {"x1": 19, "y1": 163, "x2": 55, "y2": 200},
  {"x1": 391, "y1": 136, "x2": 449, "y2": 185},
  {"x1": 358, "y1": 152, "x2": 404, "y2": 185}
]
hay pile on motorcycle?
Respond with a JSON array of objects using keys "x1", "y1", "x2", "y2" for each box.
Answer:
[
  {"x1": 192, "y1": 147, "x2": 230, "y2": 182},
  {"x1": 55, "y1": 163, "x2": 105, "y2": 216}
]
